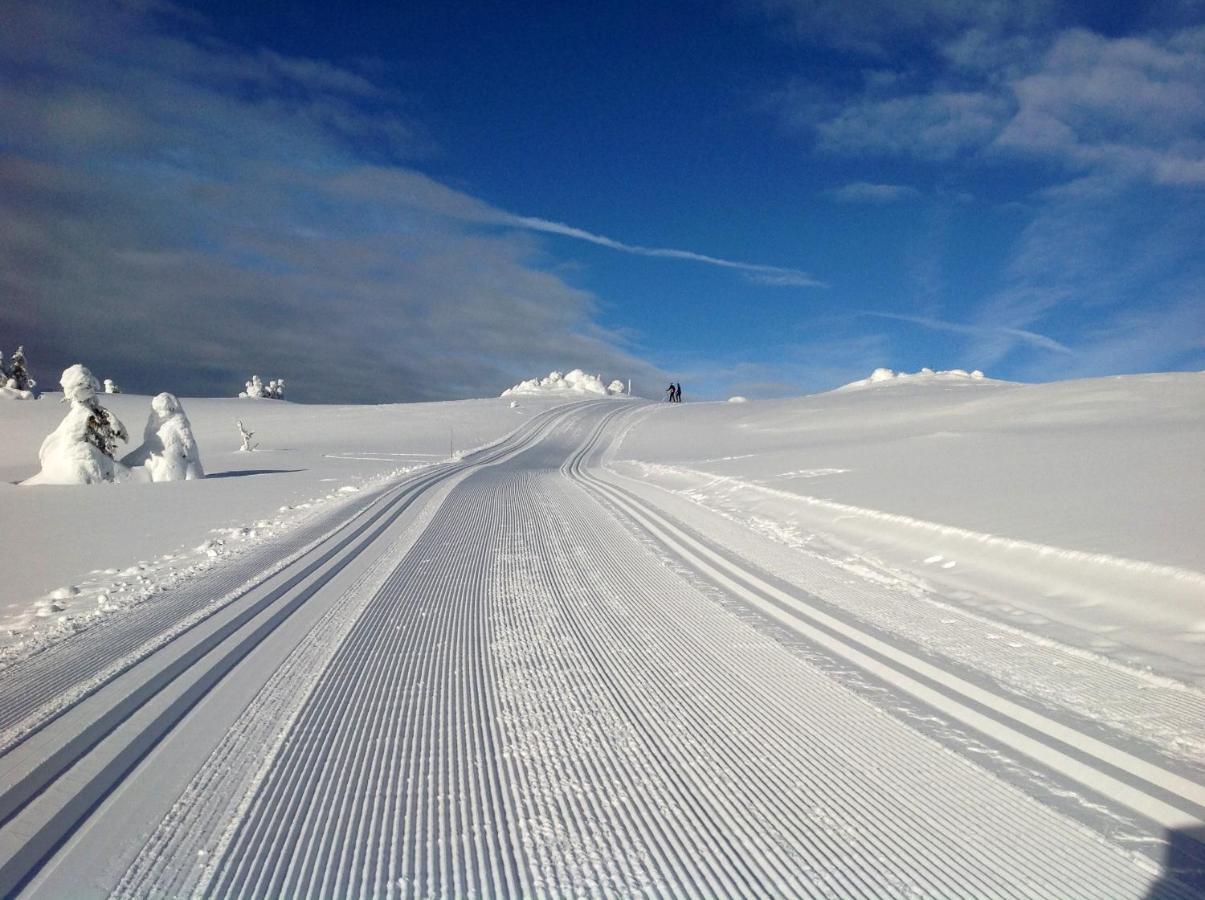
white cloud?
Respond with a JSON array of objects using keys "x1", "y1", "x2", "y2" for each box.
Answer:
[
  {"x1": 826, "y1": 181, "x2": 922, "y2": 203},
  {"x1": 863, "y1": 311, "x2": 1073, "y2": 355},
  {"x1": 501, "y1": 215, "x2": 824, "y2": 287},
  {"x1": 0, "y1": 2, "x2": 676, "y2": 401}
]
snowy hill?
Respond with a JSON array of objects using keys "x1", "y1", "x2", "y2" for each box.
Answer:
[{"x1": 615, "y1": 371, "x2": 1205, "y2": 685}]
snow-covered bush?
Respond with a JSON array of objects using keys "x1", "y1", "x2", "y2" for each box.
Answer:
[
  {"x1": 836, "y1": 367, "x2": 989, "y2": 392},
  {"x1": 22, "y1": 364, "x2": 129, "y2": 485},
  {"x1": 122, "y1": 392, "x2": 205, "y2": 481},
  {"x1": 239, "y1": 375, "x2": 285, "y2": 399},
  {"x1": 236, "y1": 419, "x2": 257, "y2": 451},
  {"x1": 502, "y1": 369, "x2": 627, "y2": 397},
  {"x1": 103, "y1": 378, "x2": 121, "y2": 394}
]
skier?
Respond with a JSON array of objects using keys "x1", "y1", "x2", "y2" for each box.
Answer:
[
  {"x1": 674, "y1": 382, "x2": 682, "y2": 403},
  {"x1": 665, "y1": 383, "x2": 675, "y2": 402}
]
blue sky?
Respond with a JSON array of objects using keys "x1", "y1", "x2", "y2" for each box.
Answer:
[{"x1": 2, "y1": 0, "x2": 1203, "y2": 401}]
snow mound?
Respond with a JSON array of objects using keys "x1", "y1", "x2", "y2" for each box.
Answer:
[
  {"x1": 502, "y1": 369, "x2": 626, "y2": 398},
  {"x1": 836, "y1": 367, "x2": 988, "y2": 392},
  {"x1": 728, "y1": 396, "x2": 748, "y2": 404},
  {"x1": 0, "y1": 386, "x2": 37, "y2": 401}
]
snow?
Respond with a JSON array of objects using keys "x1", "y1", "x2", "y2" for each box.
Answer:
[
  {"x1": 727, "y1": 395, "x2": 748, "y2": 403},
  {"x1": 1, "y1": 383, "x2": 1201, "y2": 897},
  {"x1": 0, "y1": 390, "x2": 571, "y2": 644},
  {"x1": 501, "y1": 368, "x2": 626, "y2": 397},
  {"x1": 0, "y1": 386, "x2": 36, "y2": 401},
  {"x1": 614, "y1": 371, "x2": 1205, "y2": 685},
  {"x1": 121, "y1": 393, "x2": 205, "y2": 482},
  {"x1": 836, "y1": 366, "x2": 990, "y2": 391},
  {"x1": 21, "y1": 365, "x2": 129, "y2": 486}
]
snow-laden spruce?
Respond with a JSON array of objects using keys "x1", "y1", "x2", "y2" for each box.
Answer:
[
  {"x1": 23, "y1": 365, "x2": 129, "y2": 485},
  {"x1": 122, "y1": 393, "x2": 205, "y2": 482},
  {"x1": 501, "y1": 369, "x2": 627, "y2": 398},
  {"x1": 0, "y1": 345, "x2": 39, "y2": 400},
  {"x1": 240, "y1": 376, "x2": 285, "y2": 400},
  {"x1": 103, "y1": 379, "x2": 121, "y2": 394}
]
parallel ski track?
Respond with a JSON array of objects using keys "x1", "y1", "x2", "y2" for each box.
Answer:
[
  {"x1": 633, "y1": 463, "x2": 1205, "y2": 765},
  {"x1": 0, "y1": 403, "x2": 586, "y2": 752},
  {"x1": 0, "y1": 401, "x2": 601, "y2": 898},
  {"x1": 200, "y1": 403, "x2": 1178, "y2": 898},
  {"x1": 574, "y1": 415, "x2": 1205, "y2": 834}
]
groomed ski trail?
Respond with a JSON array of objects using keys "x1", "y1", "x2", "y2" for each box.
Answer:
[{"x1": 5, "y1": 402, "x2": 1202, "y2": 897}]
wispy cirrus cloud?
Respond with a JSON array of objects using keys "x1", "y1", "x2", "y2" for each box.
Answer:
[
  {"x1": 861, "y1": 311, "x2": 1073, "y2": 355},
  {"x1": 0, "y1": 0, "x2": 820, "y2": 402},
  {"x1": 756, "y1": 3, "x2": 1205, "y2": 379},
  {"x1": 501, "y1": 214, "x2": 826, "y2": 287},
  {"x1": 825, "y1": 181, "x2": 922, "y2": 203}
]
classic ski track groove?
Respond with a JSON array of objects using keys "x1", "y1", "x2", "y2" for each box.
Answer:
[
  {"x1": 620, "y1": 461, "x2": 1205, "y2": 764},
  {"x1": 579, "y1": 456, "x2": 1205, "y2": 834},
  {"x1": 5, "y1": 402, "x2": 1200, "y2": 897},
  {"x1": 0, "y1": 402, "x2": 595, "y2": 898},
  {"x1": 182, "y1": 404, "x2": 1182, "y2": 898}
]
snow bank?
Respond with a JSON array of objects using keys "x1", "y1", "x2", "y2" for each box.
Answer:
[
  {"x1": 836, "y1": 367, "x2": 988, "y2": 391},
  {"x1": 122, "y1": 393, "x2": 205, "y2": 482},
  {"x1": 502, "y1": 369, "x2": 626, "y2": 398},
  {"x1": 0, "y1": 386, "x2": 36, "y2": 401},
  {"x1": 728, "y1": 396, "x2": 748, "y2": 404}
]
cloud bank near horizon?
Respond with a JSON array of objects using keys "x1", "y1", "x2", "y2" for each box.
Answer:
[{"x1": 0, "y1": 2, "x2": 815, "y2": 403}]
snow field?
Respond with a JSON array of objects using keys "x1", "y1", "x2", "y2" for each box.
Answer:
[
  {"x1": 0, "y1": 383, "x2": 1201, "y2": 896},
  {"x1": 0, "y1": 404, "x2": 590, "y2": 896},
  {"x1": 44, "y1": 404, "x2": 1184, "y2": 896}
]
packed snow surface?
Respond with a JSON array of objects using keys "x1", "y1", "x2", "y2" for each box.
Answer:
[
  {"x1": 501, "y1": 368, "x2": 625, "y2": 397},
  {"x1": 615, "y1": 371, "x2": 1205, "y2": 685},
  {"x1": 0, "y1": 391, "x2": 570, "y2": 637},
  {"x1": 1, "y1": 394, "x2": 1201, "y2": 899}
]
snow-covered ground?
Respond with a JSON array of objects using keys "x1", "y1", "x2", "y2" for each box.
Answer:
[
  {"x1": 614, "y1": 371, "x2": 1205, "y2": 685},
  {"x1": 1, "y1": 373, "x2": 1203, "y2": 897},
  {"x1": 0, "y1": 392, "x2": 566, "y2": 651}
]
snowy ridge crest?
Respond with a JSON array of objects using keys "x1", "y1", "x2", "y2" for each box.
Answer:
[
  {"x1": 837, "y1": 367, "x2": 989, "y2": 392},
  {"x1": 502, "y1": 369, "x2": 625, "y2": 398}
]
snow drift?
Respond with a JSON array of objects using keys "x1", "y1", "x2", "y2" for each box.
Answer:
[{"x1": 502, "y1": 369, "x2": 626, "y2": 398}]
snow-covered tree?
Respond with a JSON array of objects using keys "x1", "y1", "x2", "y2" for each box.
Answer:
[
  {"x1": 236, "y1": 419, "x2": 257, "y2": 451},
  {"x1": 8, "y1": 345, "x2": 35, "y2": 392},
  {"x1": 22, "y1": 364, "x2": 128, "y2": 485},
  {"x1": 122, "y1": 392, "x2": 204, "y2": 481},
  {"x1": 239, "y1": 374, "x2": 285, "y2": 399},
  {"x1": 103, "y1": 378, "x2": 121, "y2": 394}
]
